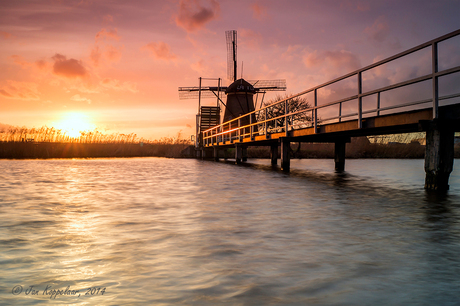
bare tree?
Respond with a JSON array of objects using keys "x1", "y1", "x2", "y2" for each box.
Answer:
[{"x1": 257, "y1": 94, "x2": 312, "y2": 132}]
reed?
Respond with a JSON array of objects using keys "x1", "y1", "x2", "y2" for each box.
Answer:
[{"x1": 0, "y1": 126, "x2": 193, "y2": 159}]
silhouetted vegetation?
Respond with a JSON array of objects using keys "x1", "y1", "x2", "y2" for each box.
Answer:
[
  {"x1": 0, "y1": 126, "x2": 192, "y2": 159},
  {"x1": 246, "y1": 134, "x2": 460, "y2": 159},
  {"x1": 257, "y1": 94, "x2": 312, "y2": 132}
]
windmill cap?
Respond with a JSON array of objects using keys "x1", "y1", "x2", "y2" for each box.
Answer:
[{"x1": 225, "y1": 78, "x2": 255, "y2": 94}]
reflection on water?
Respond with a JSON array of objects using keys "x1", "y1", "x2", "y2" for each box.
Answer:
[{"x1": 0, "y1": 158, "x2": 460, "y2": 305}]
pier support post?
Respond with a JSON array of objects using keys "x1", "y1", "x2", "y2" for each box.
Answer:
[
  {"x1": 235, "y1": 144, "x2": 243, "y2": 164},
  {"x1": 213, "y1": 147, "x2": 219, "y2": 161},
  {"x1": 224, "y1": 149, "x2": 228, "y2": 160},
  {"x1": 281, "y1": 138, "x2": 290, "y2": 171},
  {"x1": 334, "y1": 140, "x2": 346, "y2": 172},
  {"x1": 424, "y1": 120, "x2": 455, "y2": 190},
  {"x1": 242, "y1": 147, "x2": 248, "y2": 162},
  {"x1": 270, "y1": 144, "x2": 278, "y2": 166}
]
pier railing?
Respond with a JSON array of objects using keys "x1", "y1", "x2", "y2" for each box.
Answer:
[{"x1": 202, "y1": 29, "x2": 460, "y2": 146}]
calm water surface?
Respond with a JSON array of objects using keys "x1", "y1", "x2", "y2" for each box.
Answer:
[{"x1": 1, "y1": 158, "x2": 460, "y2": 305}]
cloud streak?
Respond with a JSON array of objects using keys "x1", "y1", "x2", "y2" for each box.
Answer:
[{"x1": 0, "y1": 81, "x2": 40, "y2": 100}]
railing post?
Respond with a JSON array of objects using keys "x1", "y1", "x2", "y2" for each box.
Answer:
[
  {"x1": 285, "y1": 99, "x2": 289, "y2": 137},
  {"x1": 432, "y1": 42, "x2": 439, "y2": 119},
  {"x1": 358, "y1": 72, "x2": 363, "y2": 128},
  {"x1": 314, "y1": 89, "x2": 318, "y2": 133},
  {"x1": 264, "y1": 108, "x2": 268, "y2": 137},
  {"x1": 249, "y1": 112, "x2": 253, "y2": 140},
  {"x1": 339, "y1": 102, "x2": 342, "y2": 123},
  {"x1": 238, "y1": 118, "x2": 241, "y2": 141}
]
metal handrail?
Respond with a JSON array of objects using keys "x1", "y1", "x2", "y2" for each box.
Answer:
[{"x1": 202, "y1": 29, "x2": 460, "y2": 146}]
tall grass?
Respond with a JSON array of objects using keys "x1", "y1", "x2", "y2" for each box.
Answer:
[
  {"x1": 0, "y1": 125, "x2": 191, "y2": 145},
  {"x1": 0, "y1": 126, "x2": 193, "y2": 159}
]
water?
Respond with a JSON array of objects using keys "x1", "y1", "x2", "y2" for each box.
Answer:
[{"x1": 1, "y1": 158, "x2": 460, "y2": 305}]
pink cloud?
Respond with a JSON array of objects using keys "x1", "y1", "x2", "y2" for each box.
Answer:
[
  {"x1": 0, "y1": 80, "x2": 40, "y2": 100},
  {"x1": 100, "y1": 78, "x2": 138, "y2": 93},
  {"x1": 10, "y1": 55, "x2": 33, "y2": 69},
  {"x1": 175, "y1": 0, "x2": 220, "y2": 32},
  {"x1": 365, "y1": 16, "x2": 401, "y2": 49},
  {"x1": 104, "y1": 45, "x2": 123, "y2": 62},
  {"x1": 95, "y1": 28, "x2": 120, "y2": 42},
  {"x1": 0, "y1": 31, "x2": 12, "y2": 39},
  {"x1": 90, "y1": 46, "x2": 102, "y2": 66},
  {"x1": 365, "y1": 16, "x2": 390, "y2": 42},
  {"x1": 103, "y1": 14, "x2": 114, "y2": 23},
  {"x1": 303, "y1": 49, "x2": 361, "y2": 73},
  {"x1": 281, "y1": 45, "x2": 303, "y2": 61},
  {"x1": 91, "y1": 44, "x2": 123, "y2": 67},
  {"x1": 52, "y1": 54, "x2": 87, "y2": 78},
  {"x1": 142, "y1": 42, "x2": 177, "y2": 61},
  {"x1": 341, "y1": 0, "x2": 370, "y2": 11},
  {"x1": 70, "y1": 94, "x2": 92, "y2": 104},
  {"x1": 91, "y1": 28, "x2": 123, "y2": 66},
  {"x1": 239, "y1": 29, "x2": 263, "y2": 50},
  {"x1": 35, "y1": 59, "x2": 50, "y2": 70},
  {"x1": 251, "y1": 3, "x2": 268, "y2": 20}
]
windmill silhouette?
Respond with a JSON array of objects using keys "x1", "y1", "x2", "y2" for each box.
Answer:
[{"x1": 179, "y1": 30, "x2": 286, "y2": 147}]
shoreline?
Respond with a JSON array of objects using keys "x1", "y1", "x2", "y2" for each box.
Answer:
[{"x1": 1, "y1": 138, "x2": 459, "y2": 160}]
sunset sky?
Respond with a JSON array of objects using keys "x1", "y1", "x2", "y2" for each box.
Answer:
[{"x1": 1, "y1": 0, "x2": 459, "y2": 140}]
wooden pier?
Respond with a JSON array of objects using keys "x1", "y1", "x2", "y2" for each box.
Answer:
[{"x1": 197, "y1": 29, "x2": 460, "y2": 191}]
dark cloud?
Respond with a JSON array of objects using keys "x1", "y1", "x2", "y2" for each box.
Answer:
[
  {"x1": 52, "y1": 54, "x2": 87, "y2": 78},
  {"x1": 175, "y1": 0, "x2": 220, "y2": 32}
]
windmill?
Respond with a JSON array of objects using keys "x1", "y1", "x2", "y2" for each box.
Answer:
[{"x1": 179, "y1": 30, "x2": 286, "y2": 147}]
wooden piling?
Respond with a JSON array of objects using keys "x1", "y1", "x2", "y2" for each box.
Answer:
[
  {"x1": 213, "y1": 147, "x2": 219, "y2": 161},
  {"x1": 235, "y1": 144, "x2": 242, "y2": 164},
  {"x1": 281, "y1": 138, "x2": 290, "y2": 171},
  {"x1": 424, "y1": 120, "x2": 455, "y2": 190},
  {"x1": 270, "y1": 144, "x2": 278, "y2": 166},
  {"x1": 334, "y1": 140, "x2": 346, "y2": 172},
  {"x1": 242, "y1": 147, "x2": 248, "y2": 162}
]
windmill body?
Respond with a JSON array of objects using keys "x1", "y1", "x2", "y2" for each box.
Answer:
[{"x1": 223, "y1": 78, "x2": 255, "y2": 122}]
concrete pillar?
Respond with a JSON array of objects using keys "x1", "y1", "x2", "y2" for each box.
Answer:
[
  {"x1": 213, "y1": 147, "x2": 219, "y2": 162},
  {"x1": 334, "y1": 140, "x2": 346, "y2": 172},
  {"x1": 242, "y1": 147, "x2": 248, "y2": 162},
  {"x1": 235, "y1": 144, "x2": 243, "y2": 164},
  {"x1": 281, "y1": 138, "x2": 290, "y2": 171},
  {"x1": 270, "y1": 144, "x2": 278, "y2": 166},
  {"x1": 424, "y1": 121, "x2": 455, "y2": 190}
]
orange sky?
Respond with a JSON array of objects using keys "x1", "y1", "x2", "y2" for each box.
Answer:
[{"x1": 1, "y1": 0, "x2": 459, "y2": 140}]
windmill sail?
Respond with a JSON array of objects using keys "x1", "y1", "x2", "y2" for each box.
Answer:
[{"x1": 226, "y1": 30, "x2": 237, "y2": 82}]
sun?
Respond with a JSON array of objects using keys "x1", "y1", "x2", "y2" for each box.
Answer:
[{"x1": 55, "y1": 112, "x2": 95, "y2": 138}]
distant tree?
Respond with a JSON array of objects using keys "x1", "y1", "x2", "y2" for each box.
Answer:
[{"x1": 257, "y1": 94, "x2": 312, "y2": 132}]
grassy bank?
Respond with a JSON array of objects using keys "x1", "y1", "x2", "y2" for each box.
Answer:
[
  {"x1": 0, "y1": 142, "x2": 192, "y2": 159},
  {"x1": 2, "y1": 136, "x2": 459, "y2": 159}
]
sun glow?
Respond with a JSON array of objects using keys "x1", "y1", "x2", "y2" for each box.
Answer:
[{"x1": 54, "y1": 113, "x2": 95, "y2": 138}]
